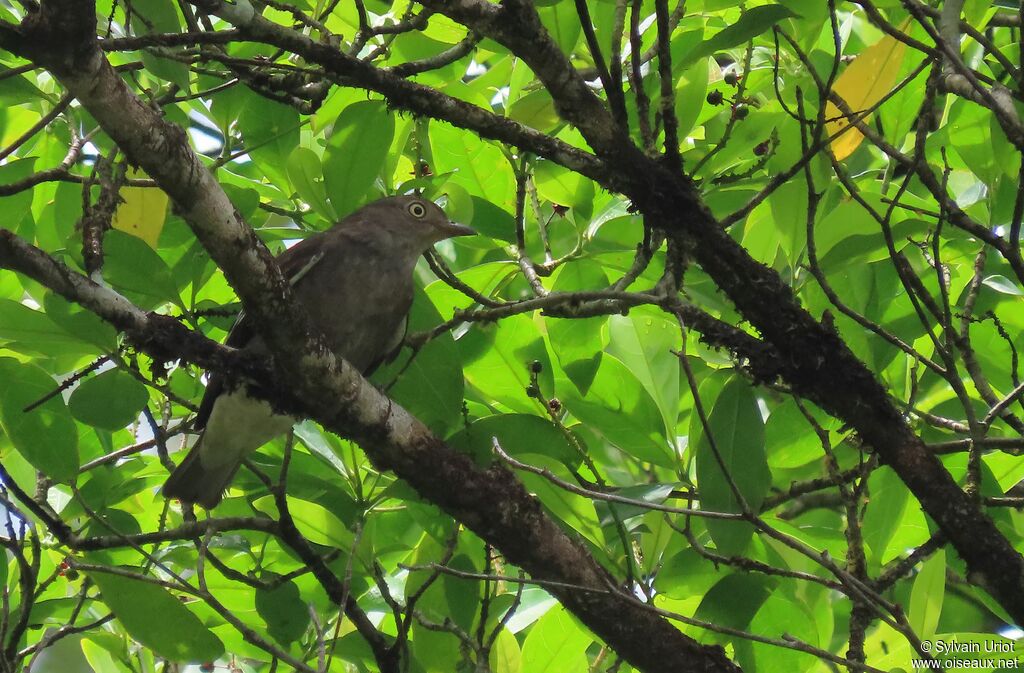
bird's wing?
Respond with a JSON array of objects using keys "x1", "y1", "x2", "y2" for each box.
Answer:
[
  {"x1": 363, "y1": 315, "x2": 409, "y2": 377},
  {"x1": 194, "y1": 234, "x2": 328, "y2": 429}
]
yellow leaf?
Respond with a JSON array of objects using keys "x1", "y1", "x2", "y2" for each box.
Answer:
[
  {"x1": 825, "y1": 27, "x2": 909, "y2": 161},
  {"x1": 111, "y1": 170, "x2": 168, "y2": 248}
]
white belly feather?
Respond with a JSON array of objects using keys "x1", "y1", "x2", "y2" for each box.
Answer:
[{"x1": 199, "y1": 388, "x2": 296, "y2": 470}]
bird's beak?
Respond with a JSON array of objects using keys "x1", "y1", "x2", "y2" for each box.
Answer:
[{"x1": 443, "y1": 221, "x2": 476, "y2": 238}]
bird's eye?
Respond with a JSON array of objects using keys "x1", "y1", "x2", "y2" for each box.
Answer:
[{"x1": 407, "y1": 201, "x2": 427, "y2": 218}]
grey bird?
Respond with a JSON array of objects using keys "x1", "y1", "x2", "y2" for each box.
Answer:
[{"x1": 163, "y1": 195, "x2": 474, "y2": 508}]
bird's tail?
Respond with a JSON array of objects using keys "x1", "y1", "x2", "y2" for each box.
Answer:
[{"x1": 162, "y1": 440, "x2": 238, "y2": 509}]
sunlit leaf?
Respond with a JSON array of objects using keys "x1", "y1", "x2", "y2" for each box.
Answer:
[
  {"x1": 324, "y1": 100, "x2": 395, "y2": 217},
  {"x1": 111, "y1": 173, "x2": 168, "y2": 246},
  {"x1": 679, "y1": 5, "x2": 799, "y2": 67},
  {"x1": 693, "y1": 377, "x2": 769, "y2": 555},
  {"x1": 825, "y1": 28, "x2": 909, "y2": 160},
  {"x1": 908, "y1": 550, "x2": 945, "y2": 640},
  {"x1": 68, "y1": 369, "x2": 149, "y2": 431},
  {"x1": 255, "y1": 577, "x2": 310, "y2": 646},
  {"x1": 88, "y1": 569, "x2": 224, "y2": 663},
  {"x1": 0, "y1": 358, "x2": 79, "y2": 483}
]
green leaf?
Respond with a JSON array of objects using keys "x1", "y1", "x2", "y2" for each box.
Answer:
[
  {"x1": 43, "y1": 293, "x2": 117, "y2": 352},
  {"x1": 508, "y1": 89, "x2": 561, "y2": 133},
  {"x1": 0, "y1": 298, "x2": 93, "y2": 355},
  {"x1": 741, "y1": 593, "x2": 819, "y2": 673},
  {"x1": 536, "y1": 2, "x2": 582, "y2": 56},
  {"x1": 862, "y1": 467, "x2": 909, "y2": 563},
  {"x1": 81, "y1": 635, "x2": 131, "y2": 673},
  {"x1": 373, "y1": 285, "x2": 464, "y2": 436},
  {"x1": 324, "y1": 100, "x2": 395, "y2": 217},
  {"x1": 693, "y1": 572, "x2": 773, "y2": 634},
  {"x1": 908, "y1": 550, "x2": 945, "y2": 640},
  {"x1": 103, "y1": 230, "x2": 181, "y2": 309},
  {"x1": 252, "y1": 495, "x2": 354, "y2": 548},
  {"x1": 430, "y1": 123, "x2": 514, "y2": 204},
  {"x1": 449, "y1": 413, "x2": 577, "y2": 465},
  {"x1": 679, "y1": 5, "x2": 799, "y2": 67},
  {"x1": 286, "y1": 146, "x2": 335, "y2": 220},
  {"x1": 674, "y1": 53, "x2": 710, "y2": 140},
  {"x1": 765, "y1": 400, "x2": 823, "y2": 469},
  {"x1": 88, "y1": 568, "x2": 224, "y2": 663},
  {"x1": 489, "y1": 628, "x2": 523, "y2": 673},
  {"x1": 520, "y1": 606, "x2": 589, "y2": 673},
  {"x1": 0, "y1": 358, "x2": 78, "y2": 483},
  {"x1": 693, "y1": 377, "x2": 769, "y2": 555},
  {"x1": 133, "y1": 0, "x2": 190, "y2": 90},
  {"x1": 547, "y1": 260, "x2": 608, "y2": 393},
  {"x1": 255, "y1": 578, "x2": 310, "y2": 646},
  {"x1": 607, "y1": 307, "x2": 680, "y2": 439},
  {"x1": 0, "y1": 158, "x2": 36, "y2": 228},
  {"x1": 238, "y1": 93, "x2": 301, "y2": 190},
  {"x1": 142, "y1": 51, "x2": 191, "y2": 92},
  {"x1": 533, "y1": 160, "x2": 594, "y2": 220},
  {"x1": 69, "y1": 369, "x2": 149, "y2": 431},
  {"x1": 563, "y1": 355, "x2": 673, "y2": 466},
  {"x1": 462, "y1": 313, "x2": 552, "y2": 414},
  {"x1": 982, "y1": 274, "x2": 1024, "y2": 296},
  {"x1": 468, "y1": 197, "x2": 516, "y2": 242}
]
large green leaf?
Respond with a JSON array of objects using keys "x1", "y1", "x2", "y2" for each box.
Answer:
[
  {"x1": 693, "y1": 377, "x2": 769, "y2": 555},
  {"x1": 563, "y1": 355, "x2": 673, "y2": 466},
  {"x1": 536, "y1": 2, "x2": 581, "y2": 56},
  {"x1": 533, "y1": 160, "x2": 594, "y2": 217},
  {"x1": 489, "y1": 628, "x2": 523, "y2": 673},
  {"x1": 607, "y1": 307, "x2": 680, "y2": 439},
  {"x1": 679, "y1": 5, "x2": 799, "y2": 67},
  {"x1": 764, "y1": 400, "x2": 825, "y2": 469},
  {"x1": 133, "y1": 0, "x2": 190, "y2": 90},
  {"x1": 69, "y1": 369, "x2": 149, "y2": 431},
  {"x1": 237, "y1": 93, "x2": 301, "y2": 190},
  {"x1": 429, "y1": 123, "x2": 514, "y2": 205},
  {"x1": 286, "y1": 146, "x2": 335, "y2": 220},
  {"x1": 255, "y1": 577, "x2": 310, "y2": 646},
  {"x1": 373, "y1": 285, "x2": 464, "y2": 436},
  {"x1": 547, "y1": 260, "x2": 608, "y2": 393},
  {"x1": 908, "y1": 550, "x2": 945, "y2": 641},
  {"x1": 740, "y1": 593, "x2": 819, "y2": 673},
  {"x1": 103, "y1": 230, "x2": 181, "y2": 309},
  {"x1": 0, "y1": 158, "x2": 36, "y2": 228},
  {"x1": 0, "y1": 358, "x2": 78, "y2": 483},
  {"x1": 520, "y1": 606, "x2": 590, "y2": 673},
  {"x1": 324, "y1": 100, "x2": 395, "y2": 217},
  {"x1": 862, "y1": 467, "x2": 910, "y2": 564},
  {"x1": 462, "y1": 313, "x2": 552, "y2": 414},
  {"x1": 0, "y1": 298, "x2": 95, "y2": 357},
  {"x1": 693, "y1": 572, "x2": 773, "y2": 637},
  {"x1": 252, "y1": 495, "x2": 354, "y2": 548},
  {"x1": 43, "y1": 293, "x2": 117, "y2": 352},
  {"x1": 448, "y1": 413, "x2": 577, "y2": 465},
  {"x1": 88, "y1": 569, "x2": 224, "y2": 663}
]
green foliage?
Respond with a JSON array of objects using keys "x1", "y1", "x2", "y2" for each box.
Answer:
[
  {"x1": 88, "y1": 569, "x2": 225, "y2": 663},
  {"x1": 0, "y1": 1, "x2": 1021, "y2": 672}
]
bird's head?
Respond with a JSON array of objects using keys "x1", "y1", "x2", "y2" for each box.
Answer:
[{"x1": 352, "y1": 195, "x2": 475, "y2": 258}]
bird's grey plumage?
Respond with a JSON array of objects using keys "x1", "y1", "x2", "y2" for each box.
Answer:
[{"x1": 163, "y1": 195, "x2": 474, "y2": 508}]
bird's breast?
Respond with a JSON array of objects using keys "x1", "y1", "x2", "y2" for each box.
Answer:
[{"x1": 297, "y1": 259, "x2": 414, "y2": 373}]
